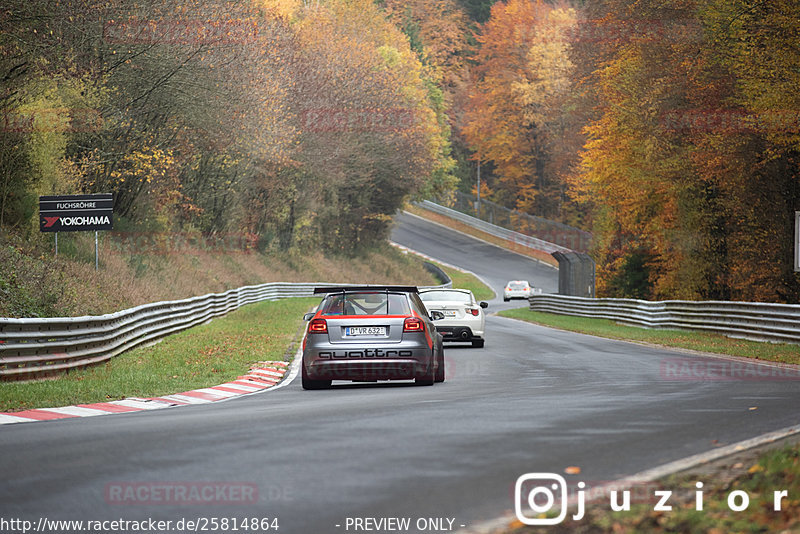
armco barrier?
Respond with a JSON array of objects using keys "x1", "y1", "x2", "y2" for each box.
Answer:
[
  {"x1": 416, "y1": 200, "x2": 571, "y2": 254},
  {"x1": 445, "y1": 190, "x2": 593, "y2": 252},
  {"x1": 529, "y1": 294, "x2": 800, "y2": 344},
  {"x1": 0, "y1": 272, "x2": 451, "y2": 381}
]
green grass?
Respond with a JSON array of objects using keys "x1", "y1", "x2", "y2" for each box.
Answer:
[
  {"x1": 429, "y1": 261, "x2": 495, "y2": 302},
  {"x1": 499, "y1": 308, "x2": 800, "y2": 365},
  {"x1": 1, "y1": 297, "x2": 318, "y2": 412}
]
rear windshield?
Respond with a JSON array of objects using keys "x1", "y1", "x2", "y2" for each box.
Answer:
[
  {"x1": 420, "y1": 291, "x2": 471, "y2": 304},
  {"x1": 509, "y1": 282, "x2": 529, "y2": 289},
  {"x1": 319, "y1": 292, "x2": 411, "y2": 316}
]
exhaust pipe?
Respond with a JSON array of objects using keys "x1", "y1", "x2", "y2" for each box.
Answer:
[{"x1": 460, "y1": 329, "x2": 470, "y2": 340}]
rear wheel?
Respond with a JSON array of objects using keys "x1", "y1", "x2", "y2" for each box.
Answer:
[
  {"x1": 503, "y1": 298, "x2": 509, "y2": 302},
  {"x1": 435, "y1": 345, "x2": 445, "y2": 383},
  {"x1": 416, "y1": 359, "x2": 435, "y2": 386},
  {"x1": 472, "y1": 338, "x2": 485, "y2": 348},
  {"x1": 302, "y1": 363, "x2": 331, "y2": 390}
]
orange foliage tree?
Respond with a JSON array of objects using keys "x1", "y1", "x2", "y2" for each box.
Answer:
[
  {"x1": 569, "y1": 0, "x2": 800, "y2": 302},
  {"x1": 461, "y1": 0, "x2": 579, "y2": 219}
]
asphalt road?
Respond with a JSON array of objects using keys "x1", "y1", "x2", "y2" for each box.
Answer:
[
  {"x1": 2, "y1": 213, "x2": 799, "y2": 533},
  {"x1": 391, "y1": 211, "x2": 559, "y2": 300}
]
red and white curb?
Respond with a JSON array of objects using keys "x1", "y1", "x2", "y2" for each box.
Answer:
[{"x1": 0, "y1": 361, "x2": 291, "y2": 426}]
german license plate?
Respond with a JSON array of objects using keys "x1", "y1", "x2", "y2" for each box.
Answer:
[
  {"x1": 345, "y1": 326, "x2": 386, "y2": 336},
  {"x1": 443, "y1": 311, "x2": 456, "y2": 317}
]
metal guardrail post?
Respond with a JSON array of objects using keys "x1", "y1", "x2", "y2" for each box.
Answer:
[
  {"x1": 550, "y1": 252, "x2": 595, "y2": 298},
  {"x1": 565, "y1": 252, "x2": 580, "y2": 296},
  {"x1": 551, "y1": 252, "x2": 568, "y2": 295}
]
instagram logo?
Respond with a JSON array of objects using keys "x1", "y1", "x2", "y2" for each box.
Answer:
[{"x1": 514, "y1": 473, "x2": 569, "y2": 525}]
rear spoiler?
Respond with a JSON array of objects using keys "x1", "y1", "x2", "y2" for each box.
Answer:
[{"x1": 313, "y1": 285, "x2": 419, "y2": 295}]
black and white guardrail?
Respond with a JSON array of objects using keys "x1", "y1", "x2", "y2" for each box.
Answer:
[
  {"x1": 0, "y1": 273, "x2": 451, "y2": 381},
  {"x1": 529, "y1": 294, "x2": 800, "y2": 344}
]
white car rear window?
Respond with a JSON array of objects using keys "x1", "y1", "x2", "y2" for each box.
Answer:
[{"x1": 420, "y1": 291, "x2": 472, "y2": 304}]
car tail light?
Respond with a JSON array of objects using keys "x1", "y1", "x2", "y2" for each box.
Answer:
[
  {"x1": 403, "y1": 317, "x2": 424, "y2": 333},
  {"x1": 309, "y1": 318, "x2": 327, "y2": 333},
  {"x1": 467, "y1": 308, "x2": 479, "y2": 316}
]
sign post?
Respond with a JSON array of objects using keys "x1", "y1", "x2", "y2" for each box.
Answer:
[
  {"x1": 795, "y1": 211, "x2": 800, "y2": 273},
  {"x1": 39, "y1": 194, "x2": 113, "y2": 270}
]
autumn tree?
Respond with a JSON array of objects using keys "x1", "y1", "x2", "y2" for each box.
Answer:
[
  {"x1": 569, "y1": 0, "x2": 800, "y2": 302},
  {"x1": 1, "y1": 0, "x2": 455, "y2": 257},
  {"x1": 462, "y1": 0, "x2": 579, "y2": 218},
  {"x1": 278, "y1": 0, "x2": 453, "y2": 251}
]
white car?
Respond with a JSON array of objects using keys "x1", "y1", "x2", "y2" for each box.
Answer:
[
  {"x1": 503, "y1": 280, "x2": 532, "y2": 301},
  {"x1": 419, "y1": 288, "x2": 487, "y2": 348}
]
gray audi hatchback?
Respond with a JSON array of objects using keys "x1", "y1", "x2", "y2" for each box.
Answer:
[{"x1": 301, "y1": 286, "x2": 445, "y2": 389}]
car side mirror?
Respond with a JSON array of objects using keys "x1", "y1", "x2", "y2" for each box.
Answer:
[
  {"x1": 430, "y1": 310, "x2": 445, "y2": 321},
  {"x1": 303, "y1": 312, "x2": 315, "y2": 321},
  {"x1": 480, "y1": 302, "x2": 488, "y2": 309}
]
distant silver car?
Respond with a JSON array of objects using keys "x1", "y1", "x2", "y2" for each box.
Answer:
[
  {"x1": 419, "y1": 288, "x2": 487, "y2": 348},
  {"x1": 503, "y1": 280, "x2": 532, "y2": 301},
  {"x1": 301, "y1": 286, "x2": 445, "y2": 389}
]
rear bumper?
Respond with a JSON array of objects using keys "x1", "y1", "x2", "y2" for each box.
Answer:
[
  {"x1": 435, "y1": 325, "x2": 483, "y2": 342},
  {"x1": 302, "y1": 337, "x2": 434, "y2": 381},
  {"x1": 305, "y1": 359, "x2": 429, "y2": 381}
]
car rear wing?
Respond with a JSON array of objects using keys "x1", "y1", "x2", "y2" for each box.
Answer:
[{"x1": 313, "y1": 286, "x2": 419, "y2": 295}]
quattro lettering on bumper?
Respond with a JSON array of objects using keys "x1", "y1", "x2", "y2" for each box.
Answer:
[{"x1": 318, "y1": 349, "x2": 414, "y2": 359}]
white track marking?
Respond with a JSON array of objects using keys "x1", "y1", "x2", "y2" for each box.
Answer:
[
  {"x1": 218, "y1": 383, "x2": 261, "y2": 392},
  {"x1": 111, "y1": 399, "x2": 172, "y2": 410},
  {"x1": 159, "y1": 394, "x2": 212, "y2": 405},
  {"x1": 0, "y1": 414, "x2": 38, "y2": 424},
  {"x1": 38, "y1": 406, "x2": 111, "y2": 417},
  {"x1": 194, "y1": 388, "x2": 239, "y2": 398}
]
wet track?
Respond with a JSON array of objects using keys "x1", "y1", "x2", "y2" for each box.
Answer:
[{"x1": 1, "y1": 212, "x2": 799, "y2": 533}]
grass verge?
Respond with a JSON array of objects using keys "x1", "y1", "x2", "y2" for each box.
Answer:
[
  {"x1": 1, "y1": 297, "x2": 318, "y2": 412},
  {"x1": 393, "y1": 245, "x2": 495, "y2": 301},
  {"x1": 510, "y1": 441, "x2": 800, "y2": 533},
  {"x1": 499, "y1": 308, "x2": 800, "y2": 365},
  {"x1": 1, "y1": 231, "x2": 434, "y2": 317},
  {"x1": 435, "y1": 262, "x2": 495, "y2": 301}
]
